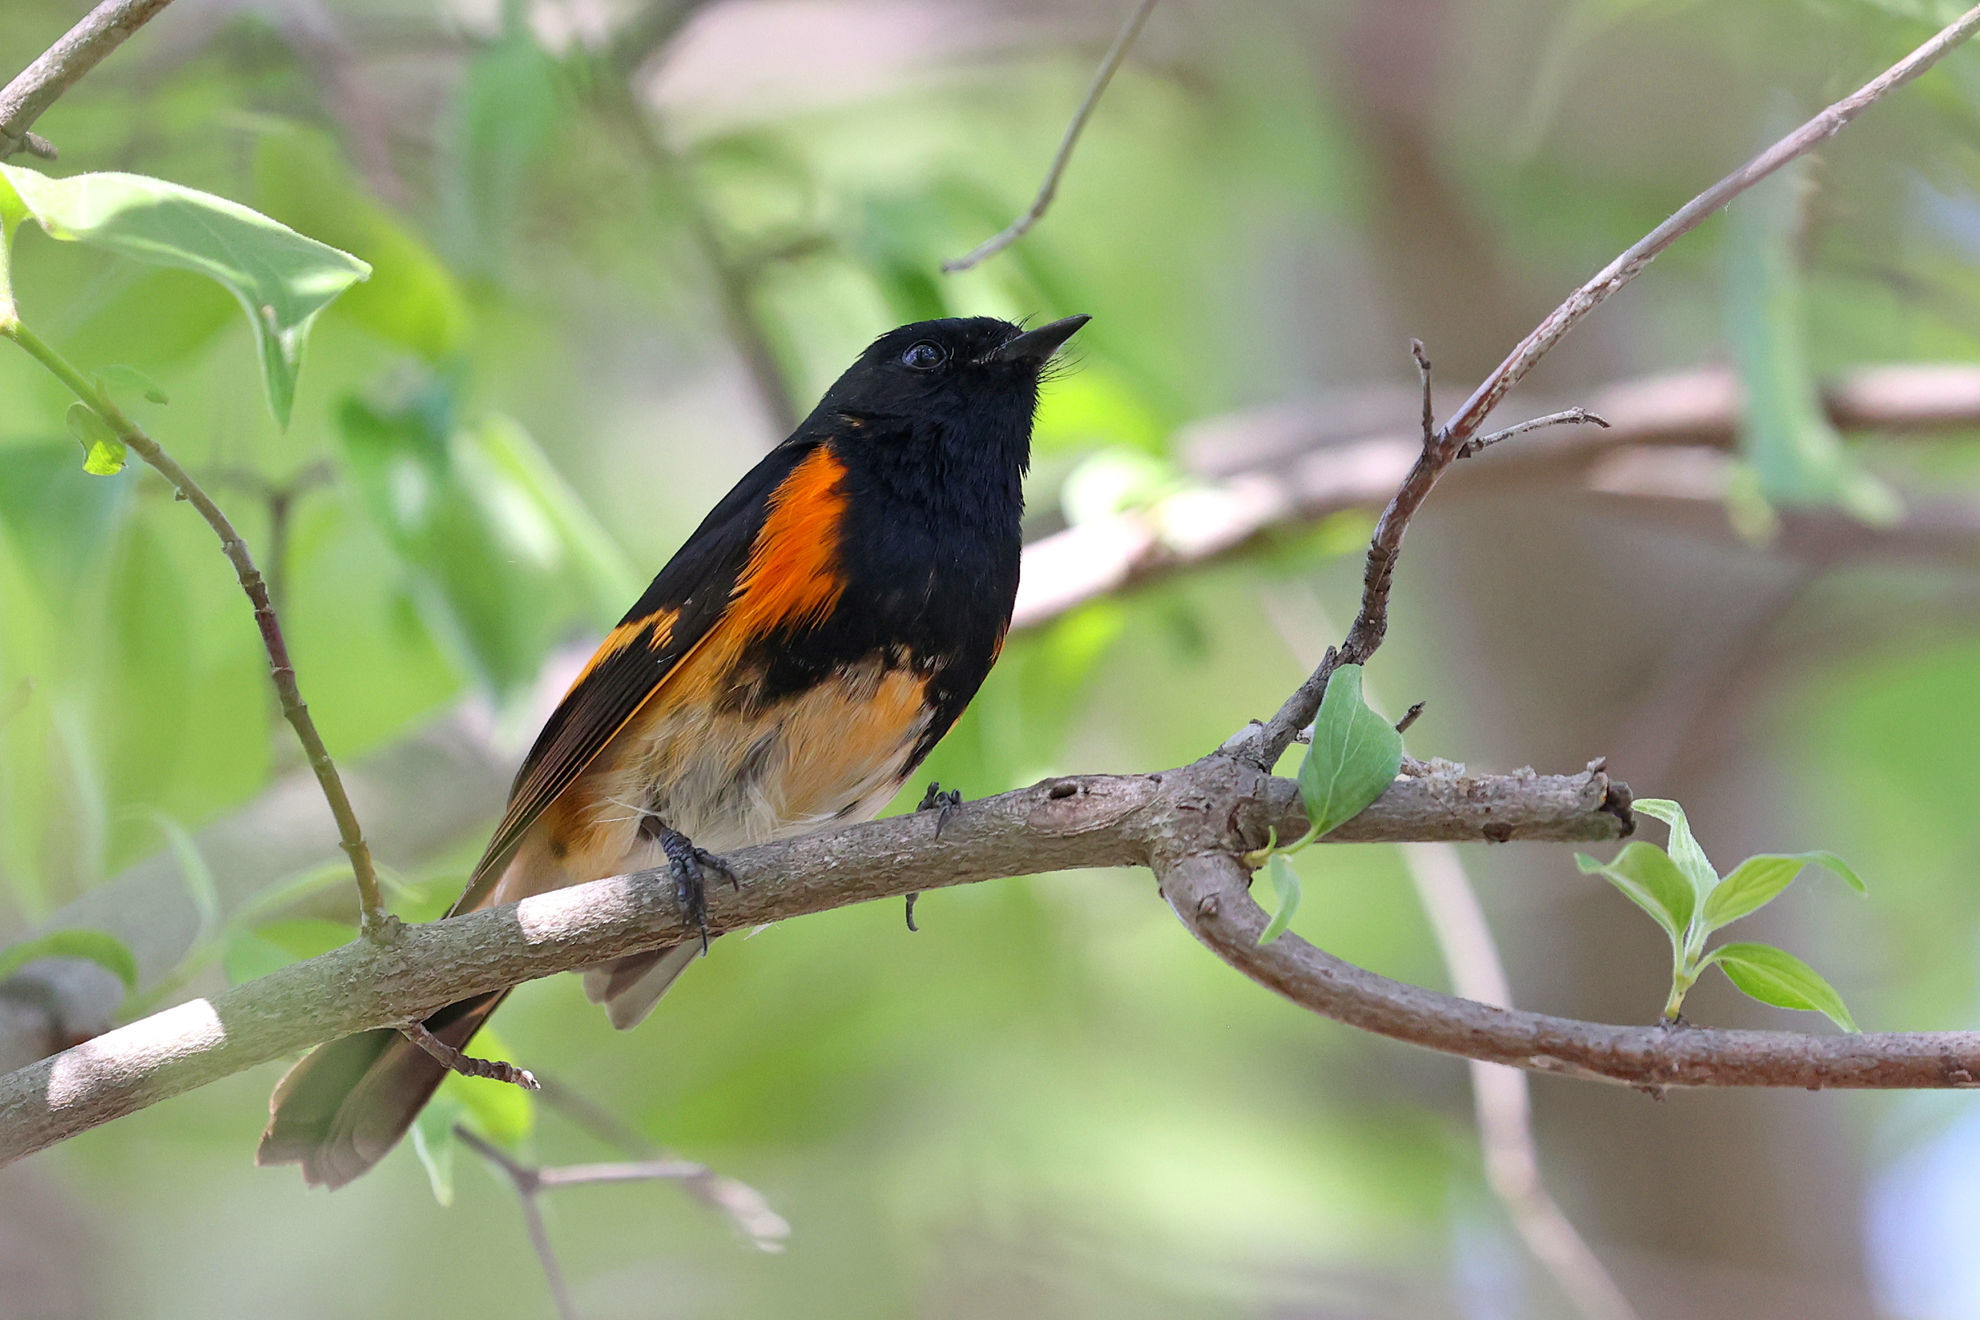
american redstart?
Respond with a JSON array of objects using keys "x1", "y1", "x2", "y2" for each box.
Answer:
[{"x1": 257, "y1": 313, "x2": 1089, "y2": 1187}]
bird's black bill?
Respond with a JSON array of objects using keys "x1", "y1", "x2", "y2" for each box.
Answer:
[{"x1": 990, "y1": 314, "x2": 1090, "y2": 364}]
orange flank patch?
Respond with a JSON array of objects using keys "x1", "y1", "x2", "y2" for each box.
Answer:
[
  {"x1": 729, "y1": 446, "x2": 849, "y2": 640},
  {"x1": 568, "y1": 610, "x2": 677, "y2": 690}
]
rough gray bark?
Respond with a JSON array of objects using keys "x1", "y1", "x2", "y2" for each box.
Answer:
[{"x1": 0, "y1": 760, "x2": 1626, "y2": 1164}]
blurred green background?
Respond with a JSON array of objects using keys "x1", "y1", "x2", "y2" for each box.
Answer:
[{"x1": 6, "y1": 0, "x2": 1980, "y2": 1316}]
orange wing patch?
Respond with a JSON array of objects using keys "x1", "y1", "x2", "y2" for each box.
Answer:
[
  {"x1": 567, "y1": 609, "x2": 677, "y2": 691},
  {"x1": 728, "y1": 445, "x2": 849, "y2": 640}
]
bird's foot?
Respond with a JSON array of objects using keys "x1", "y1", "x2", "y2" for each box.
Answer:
[
  {"x1": 907, "y1": 782, "x2": 964, "y2": 931},
  {"x1": 658, "y1": 826, "x2": 736, "y2": 956}
]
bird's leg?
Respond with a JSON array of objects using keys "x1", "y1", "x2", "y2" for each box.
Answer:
[
  {"x1": 654, "y1": 824, "x2": 736, "y2": 956},
  {"x1": 906, "y1": 781, "x2": 964, "y2": 931}
]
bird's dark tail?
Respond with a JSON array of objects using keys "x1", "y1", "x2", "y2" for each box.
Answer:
[{"x1": 256, "y1": 989, "x2": 508, "y2": 1188}]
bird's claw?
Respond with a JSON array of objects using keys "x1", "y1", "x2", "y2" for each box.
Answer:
[{"x1": 659, "y1": 826, "x2": 734, "y2": 956}]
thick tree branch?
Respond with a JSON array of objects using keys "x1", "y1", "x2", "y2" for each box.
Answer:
[
  {"x1": 0, "y1": 0, "x2": 178, "y2": 160},
  {"x1": 0, "y1": 761, "x2": 1626, "y2": 1165}
]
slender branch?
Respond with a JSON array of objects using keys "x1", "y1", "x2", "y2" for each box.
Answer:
[
  {"x1": 534, "y1": 1072, "x2": 790, "y2": 1250},
  {"x1": 1230, "y1": 5, "x2": 1980, "y2": 770},
  {"x1": 1460, "y1": 406, "x2": 1609, "y2": 459},
  {"x1": 1440, "y1": 4, "x2": 1980, "y2": 448},
  {"x1": 0, "y1": 321, "x2": 395, "y2": 940},
  {"x1": 454, "y1": 1127, "x2": 577, "y2": 1320},
  {"x1": 0, "y1": 0, "x2": 178, "y2": 160},
  {"x1": 0, "y1": 760, "x2": 1629, "y2": 1164},
  {"x1": 1158, "y1": 844, "x2": 1980, "y2": 1092},
  {"x1": 941, "y1": 0, "x2": 1158, "y2": 273},
  {"x1": 1404, "y1": 844, "x2": 1638, "y2": 1320}
]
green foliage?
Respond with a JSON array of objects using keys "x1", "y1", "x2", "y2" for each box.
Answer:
[
  {"x1": 1578, "y1": 797, "x2": 1865, "y2": 1027},
  {"x1": 1725, "y1": 156, "x2": 1899, "y2": 536},
  {"x1": 1249, "y1": 664, "x2": 1404, "y2": 943},
  {"x1": 0, "y1": 164, "x2": 370, "y2": 426},
  {"x1": 1704, "y1": 941, "x2": 1860, "y2": 1033},
  {"x1": 335, "y1": 385, "x2": 633, "y2": 698},
  {"x1": 65, "y1": 402, "x2": 124, "y2": 475},
  {"x1": 0, "y1": 927, "x2": 138, "y2": 990}
]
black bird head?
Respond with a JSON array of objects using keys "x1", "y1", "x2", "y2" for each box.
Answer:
[{"x1": 800, "y1": 315, "x2": 1089, "y2": 469}]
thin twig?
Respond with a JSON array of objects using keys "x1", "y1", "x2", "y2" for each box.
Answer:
[
  {"x1": 1460, "y1": 407, "x2": 1610, "y2": 459},
  {"x1": 0, "y1": 321, "x2": 396, "y2": 940},
  {"x1": 1235, "y1": 4, "x2": 1980, "y2": 770},
  {"x1": 400, "y1": 1019, "x2": 539, "y2": 1090},
  {"x1": 1412, "y1": 338, "x2": 1435, "y2": 445},
  {"x1": 535, "y1": 1072, "x2": 791, "y2": 1249},
  {"x1": 0, "y1": 0, "x2": 178, "y2": 160},
  {"x1": 1404, "y1": 844, "x2": 1639, "y2": 1320},
  {"x1": 454, "y1": 1127, "x2": 577, "y2": 1320},
  {"x1": 1439, "y1": 3, "x2": 1980, "y2": 448},
  {"x1": 941, "y1": 0, "x2": 1159, "y2": 272},
  {"x1": 457, "y1": 1107, "x2": 787, "y2": 1320}
]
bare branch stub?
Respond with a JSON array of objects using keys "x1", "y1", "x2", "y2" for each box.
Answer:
[
  {"x1": 401, "y1": 1020, "x2": 540, "y2": 1091},
  {"x1": 941, "y1": 0, "x2": 1159, "y2": 273}
]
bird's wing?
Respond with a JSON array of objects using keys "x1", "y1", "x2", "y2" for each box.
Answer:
[{"x1": 449, "y1": 438, "x2": 841, "y2": 915}]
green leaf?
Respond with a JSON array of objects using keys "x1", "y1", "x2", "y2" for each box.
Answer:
[
  {"x1": 1701, "y1": 850, "x2": 1868, "y2": 932},
  {"x1": 1706, "y1": 941, "x2": 1859, "y2": 1032},
  {"x1": 0, "y1": 927, "x2": 139, "y2": 990},
  {"x1": 1294, "y1": 664, "x2": 1403, "y2": 841},
  {"x1": 95, "y1": 364, "x2": 169, "y2": 404},
  {"x1": 65, "y1": 403, "x2": 125, "y2": 475},
  {"x1": 0, "y1": 164, "x2": 370, "y2": 428},
  {"x1": 411, "y1": 1098, "x2": 461, "y2": 1207},
  {"x1": 1725, "y1": 155, "x2": 1900, "y2": 531},
  {"x1": 1576, "y1": 842, "x2": 1695, "y2": 952},
  {"x1": 1629, "y1": 798, "x2": 1717, "y2": 902},
  {"x1": 1258, "y1": 854, "x2": 1301, "y2": 945}
]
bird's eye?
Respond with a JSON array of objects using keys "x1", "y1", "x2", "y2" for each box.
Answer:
[{"x1": 900, "y1": 341, "x2": 947, "y2": 371}]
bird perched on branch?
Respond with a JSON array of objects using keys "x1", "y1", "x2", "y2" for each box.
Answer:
[{"x1": 257, "y1": 313, "x2": 1089, "y2": 1188}]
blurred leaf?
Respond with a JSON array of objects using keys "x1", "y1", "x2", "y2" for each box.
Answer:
[
  {"x1": 1059, "y1": 448, "x2": 1178, "y2": 524},
  {"x1": 1726, "y1": 155, "x2": 1900, "y2": 530},
  {"x1": 0, "y1": 164, "x2": 370, "y2": 427},
  {"x1": 1294, "y1": 664, "x2": 1402, "y2": 842},
  {"x1": 443, "y1": 22, "x2": 564, "y2": 269},
  {"x1": 93, "y1": 364, "x2": 168, "y2": 404},
  {"x1": 220, "y1": 918, "x2": 352, "y2": 985},
  {"x1": 1706, "y1": 940, "x2": 1860, "y2": 1032},
  {"x1": 1258, "y1": 853, "x2": 1301, "y2": 945},
  {"x1": 1701, "y1": 850, "x2": 1868, "y2": 931},
  {"x1": 65, "y1": 402, "x2": 124, "y2": 475},
  {"x1": 0, "y1": 927, "x2": 138, "y2": 989},
  {"x1": 337, "y1": 386, "x2": 626, "y2": 697},
  {"x1": 1629, "y1": 798, "x2": 1717, "y2": 903},
  {"x1": 255, "y1": 127, "x2": 468, "y2": 361},
  {"x1": 142, "y1": 810, "x2": 219, "y2": 943},
  {"x1": 1576, "y1": 841, "x2": 1696, "y2": 953},
  {"x1": 411, "y1": 1099, "x2": 461, "y2": 1207}
]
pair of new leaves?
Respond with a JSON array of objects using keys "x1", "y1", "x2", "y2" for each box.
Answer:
[{"x1": 1265, "y1": 667, "x2": 1866, "y2": 1032}]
